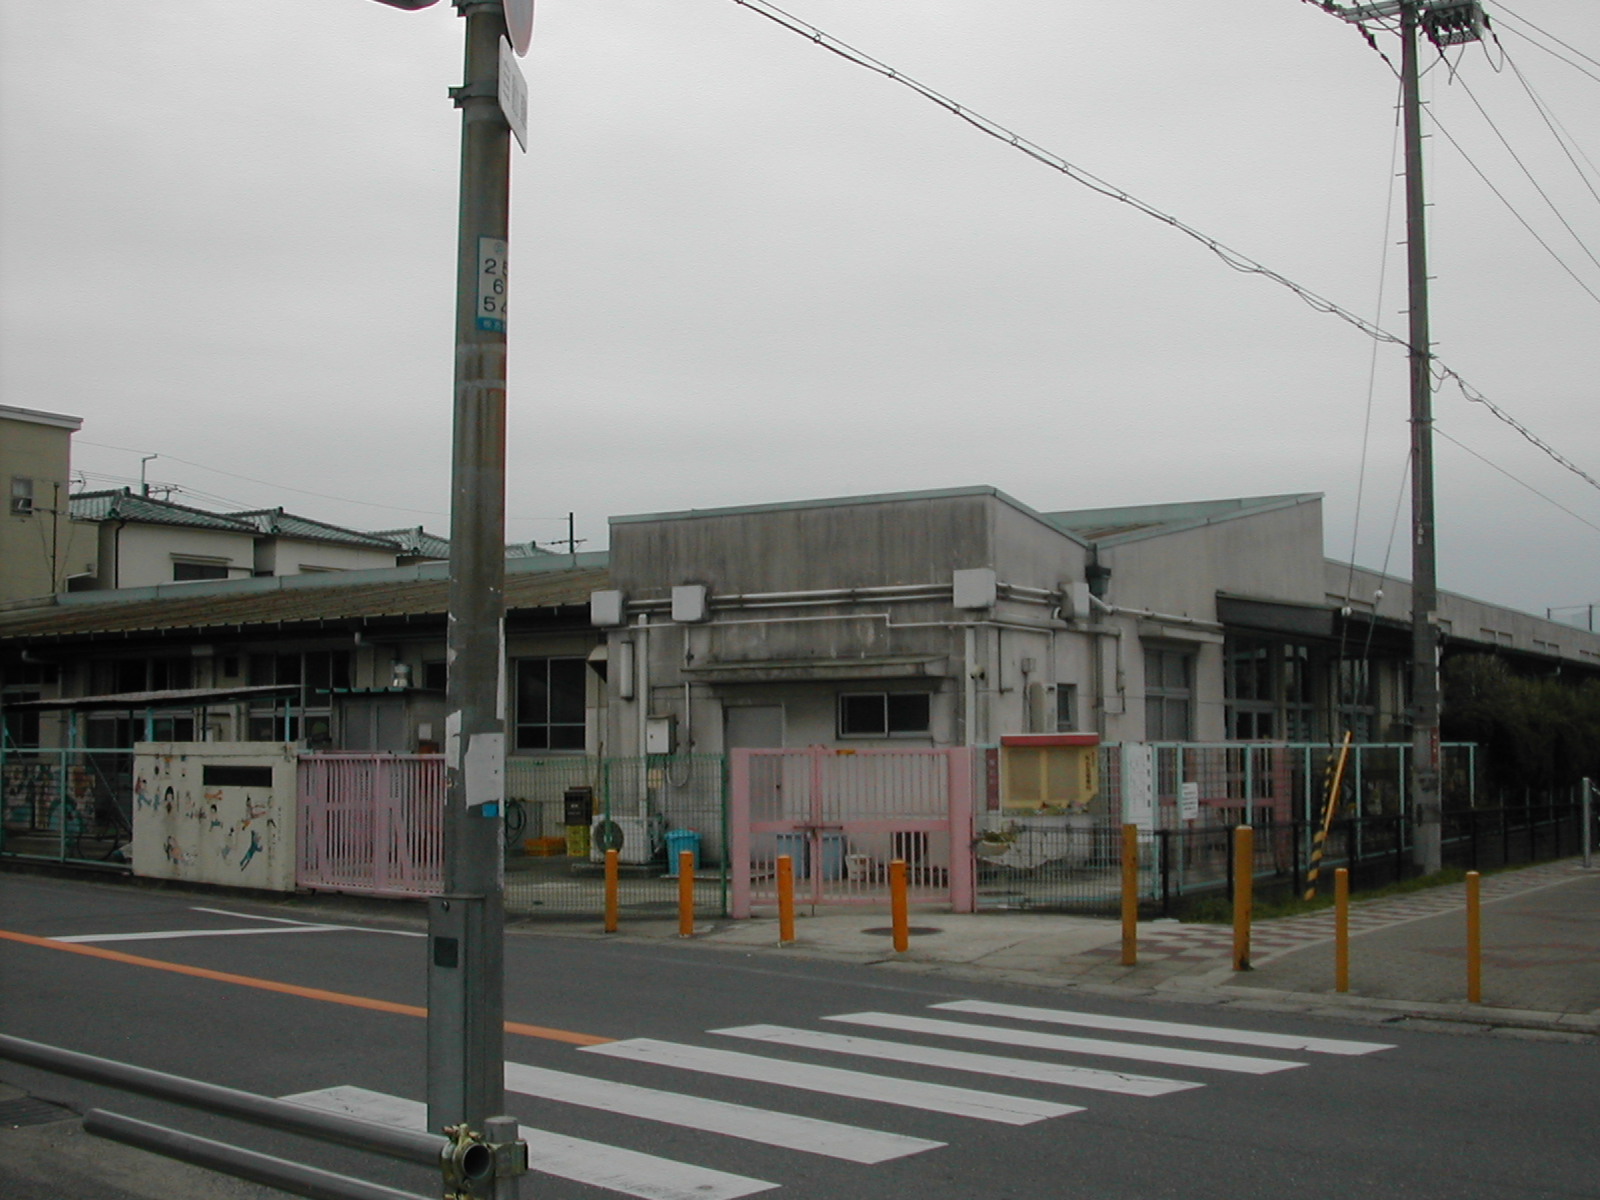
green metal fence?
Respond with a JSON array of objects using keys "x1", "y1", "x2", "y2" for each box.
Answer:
[{"x1": 502, "y1": 754, "x2": 729, "y2": 919}]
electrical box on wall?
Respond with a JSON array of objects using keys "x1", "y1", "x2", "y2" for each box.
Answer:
[{"x1": 645, "y1": 714, "x2": 676, "y2": 755}]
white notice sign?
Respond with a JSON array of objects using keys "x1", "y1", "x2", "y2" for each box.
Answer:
[
  {"x1": 1180, "y1": 780, "x2": 1200, "y2": 822},
  {"x1": 1122, "y1": 744, "x2": 1155, "y2": 831},
  {"x1": 476, "y1": 237, "x2": 507, "y2": 333},
  {"x1": 498, "y1": 38, "x2": 528, "y2": 152}
]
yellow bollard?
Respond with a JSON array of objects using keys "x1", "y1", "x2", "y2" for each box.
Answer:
[
  {"x1": 1334, "y1": 867, "x2": 1349, "y2": 993},
  {"x1": 1232, "y1": 825, "x2": 1253, "y2": 971},
  {"x1": 604, "y1": 847, "x2": 619, "y2": 934},
  {"x1": 890, "y1": 859, "x2": 909, "y2": 953},
  {"x1": 1466, "y1": 869, "x2": 1482, "y2": 1003},
  {"x1": 776, "y1": 854, "x2": 796, "y2": 945},
  {"x1": 677, "y1": 850, "x2": 695, "y2": 938},
  {"x1": 1120, "y1": 823, "x2": 1139, "y2": 966}
]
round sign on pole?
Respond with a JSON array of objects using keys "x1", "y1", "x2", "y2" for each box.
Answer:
[{"x1": 503, "y1": 0, "x2": 534, "y2": 56}]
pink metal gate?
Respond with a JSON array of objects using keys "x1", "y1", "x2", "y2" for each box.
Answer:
[
  {"x1": 297, "y1": 754, "x2": 444, "y2": 897},
  {"x1": 729, "y1": 746, "x2": 974, "y2": 917}
]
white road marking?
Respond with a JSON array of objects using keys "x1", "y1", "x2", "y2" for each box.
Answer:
[
  {"x1": 713, "y1": 1024, "x2": 1201, "y2": 1097},
  {"x1": 53, "y1": 908, "x2": 424, "y2": 943},
  {"x1": 504, "y1": 1060, "x2": 941, "y2": 1163},
  {"x1": 933, "y1": 1000, "x2": 1394, "y2": 1056},
  {"x1": 824, "y1": 1013, "x2": 1305, "y2": 1075},
  {"x1": 283, "y1": 1085, "x2": 776, "y2": 1200},
  {"x1": 52, "y1": 926, "x2": 349, "y2": 943},
  {"x1": 582, "y1": 1038, "x2": 1080, "y2": 1125}
]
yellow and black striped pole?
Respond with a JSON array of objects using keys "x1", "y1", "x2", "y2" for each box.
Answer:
[{"x1": 1304, "y1": 730, "x2": 1354, "y2": 901}]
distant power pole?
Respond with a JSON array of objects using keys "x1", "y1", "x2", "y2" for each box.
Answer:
[{"x1": 1325, "y1": 0, "x2": 1484, "y2": 875}]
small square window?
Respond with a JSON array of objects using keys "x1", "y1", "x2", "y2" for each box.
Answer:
[{"x1": 10, "y1": 477, "x2": 34, "y2": 516}]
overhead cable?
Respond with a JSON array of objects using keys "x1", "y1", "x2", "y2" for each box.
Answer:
[{"x1": 728, "y1": 0, "x2": 1600, "y2": 496}]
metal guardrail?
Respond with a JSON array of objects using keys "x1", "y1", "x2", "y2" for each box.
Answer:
[{"x1": 0, "y1": 1034, "x2": 525, "y2": 1200}]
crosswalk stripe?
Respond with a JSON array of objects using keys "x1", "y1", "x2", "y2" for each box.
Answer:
[
  {"x1": 932, "y1": 1000, "x2": 1394, "y2": 1056},
  {"x1": 713, "y1": 1024, "x2": 1202, "y2": 1097},
  {"x1": 282, "y1": 1085, "x2": 776, "y2": 1200},
  {"x1": 503, "y1": 1060, "x2": 942, "y2": 1163},
  {"x1": 824, "y1": 1013, "x2": 1305, "y2": 1075},
  {"x1": 582, "y1": 1038, "x2": 1081, "y2": 1125}
]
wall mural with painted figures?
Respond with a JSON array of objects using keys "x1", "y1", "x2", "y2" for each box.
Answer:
[{"x1": 131, "y1": 743, "x2": 298, "y2": 891}]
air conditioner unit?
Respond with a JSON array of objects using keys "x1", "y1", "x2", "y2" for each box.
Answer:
[{"x1": 590, "y1": 814, "x2": 664, "y2": 866}]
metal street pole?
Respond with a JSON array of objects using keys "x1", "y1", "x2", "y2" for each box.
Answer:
[
  {"x1": 428, "y1": 0, "x2": 512, "y2": 1133},
  {"x1": 1400, "y1": 1, "x2": 1444, "y2": 875}
]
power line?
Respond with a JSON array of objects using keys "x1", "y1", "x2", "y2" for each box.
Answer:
[
  {"x1": 1435, "y1": 425, "x2": 1600, "y2": 536},
  {"x1": 727, "y1": 0, "x2": 1600, "y2": 497},
  {"x1": 1493, "y1": 3, "x2": 1600, "y2": 75}
]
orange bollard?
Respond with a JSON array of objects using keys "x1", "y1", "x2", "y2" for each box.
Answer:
[
  {"x1": 604, "y1": 847, "x2": 619, "y2": 934},
  {"x1": 890, "y1": 859, "x2": 909, "y2": 953},
  {"x1": 1335, "y1": 867, "x2": 1350, "y2": 993},
  {"x1": 677, "y1": 850, "x2": 695, "y2": 938},
  {"x1": 1466, "y1": 870, "x2": 1482, "y2": 1003},
  {"x1": 1232, "y1": 825, "x2": 1253, "y2": 971},
  {"x1": 776, "y1": 854, "x2": 796, "y2": 945},
  {"x1": 1120, "y1": 824, "x2": 1139, "y2": 966}
]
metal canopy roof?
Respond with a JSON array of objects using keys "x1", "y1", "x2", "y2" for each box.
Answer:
[{"x1": 2, "y1": 685, "x2": 301, "y2": 711}]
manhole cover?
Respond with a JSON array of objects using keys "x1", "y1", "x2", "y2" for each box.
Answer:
[
  {"x1": 860, "y1": 926, "x2": 943, "y2": 937},
  {"x1": 0, "y1": 1097, "x2": 75, "y2": 1128}
]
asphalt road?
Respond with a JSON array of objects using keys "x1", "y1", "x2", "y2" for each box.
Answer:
[{"x1": 2, "y1": 872, "x2": 1596, "y2": 1200}]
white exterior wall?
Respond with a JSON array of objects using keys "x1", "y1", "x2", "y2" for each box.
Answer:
[
  {"x1": 103, "y1": 524, "x2": 255, "y2": 588},
  {"x1": 131, "y1": 741, "x2": 298, "y2": 891},
  {"x1": 255, "y1": 538, "x2": 397, "y2": 576}
]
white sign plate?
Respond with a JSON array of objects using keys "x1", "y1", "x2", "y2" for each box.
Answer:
[
  {"x1": 1180, "y1": 780, "x2": 1200, "y2": 822},
  {"x1": 498, "y1": 38, "x2": 528, "y2": 152},
  {"x1": 477, "y1": 237, "x2": 507, "y2": 333},
  {"x1": 1122, "y1": 744, "x2": 1156, "y2": 831}
]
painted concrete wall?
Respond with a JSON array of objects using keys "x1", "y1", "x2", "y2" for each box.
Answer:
[
  {"x1": 1, "y1": 411, "x2": 92, "y2": 602},
  {"x1": 255, "y1": 538, "x2": 397, "y2": 576},
  {"x1": 103, "y1": 524, "x2": 256, "y2": 589},
  {"x1": 131, "y1": 742, "x2": 298, "y2": 891}
]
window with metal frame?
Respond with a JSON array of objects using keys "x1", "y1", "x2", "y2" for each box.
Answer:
[
  {"x1": 1143, "y1": 647, "x2": 1193, "y2": 741},
  {"x1": 514, "y1": 656, "x2": 586, "y2": 751},
  {"x1": 837, "y1": 691, "x2": 931, "y2": 738}
]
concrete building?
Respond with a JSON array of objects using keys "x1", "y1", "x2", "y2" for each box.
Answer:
[{"x1": 0, "y1": 405, "x2": 94, "y2": 603}]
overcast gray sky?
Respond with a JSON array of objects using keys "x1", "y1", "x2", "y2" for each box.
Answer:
[{"x1": 2, "y1": 1, "x2": 1596, "y2": 621}]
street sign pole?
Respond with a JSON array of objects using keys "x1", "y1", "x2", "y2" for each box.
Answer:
[{"x1": 428, "y1": 0, "x2": 513, "y2": 1134}]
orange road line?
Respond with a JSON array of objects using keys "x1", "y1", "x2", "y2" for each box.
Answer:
[{"x1": 0, "y1": 927, "x2": 612, "y2": 1047}]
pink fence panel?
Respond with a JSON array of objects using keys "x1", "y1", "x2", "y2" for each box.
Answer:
[
  {"x1": 731, "y1": 746, "x2": 972, "y2": 917},
  {"x1": 297, "y1": 754, "x2": 444, "y2": 897}
]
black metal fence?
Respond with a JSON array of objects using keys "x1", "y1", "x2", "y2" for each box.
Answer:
[{"x1": 978, "y1": 794, "x2": 1596, "y2": 916}]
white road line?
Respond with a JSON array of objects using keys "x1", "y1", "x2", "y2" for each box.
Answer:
[
  {"x1": 582, "y1": 1038, "x2": 1080, "y2": 1125},
  {"x1": 504, "y1": 1060, "x2": 941, "y2": 1163},
  {"x1": 192, "y1": 907, "x2": 426, "y2": 937},
  {"x1": 283, "y1": 1085, "x2": 776, "y2": 1200},
  {"x1": 52, "y1": 926, "x2": 349, "y2": 943},
  {"x1": 714, "y1": 1024, "x2": 1202, "y2": 1097},
  {"x1": 932, "y1": 1000, "x2": 1394, "y2": 1056},
  {"x1": 824, "y1": 1013, "x2": 1305, "y2": 1075}
]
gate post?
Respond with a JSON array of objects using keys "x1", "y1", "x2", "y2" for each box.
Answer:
[
  {"x1": 947, "y1": 747, "x2": 976, "y2": 913},
  {"x1": 729, "y1": 750, "x2": 752, "y2": 919}
]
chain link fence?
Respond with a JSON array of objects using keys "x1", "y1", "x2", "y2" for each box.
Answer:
[{"x1": 0, "y1": 746, "x2": 134, "y2": 865}]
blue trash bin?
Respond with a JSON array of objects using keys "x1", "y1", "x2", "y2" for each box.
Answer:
[
  {"x1": 774, "y1": 832, "x2": 810, "y2": 879},
  {"x1": 664, "y1": 829, "x2": 701, "y2": 877}
]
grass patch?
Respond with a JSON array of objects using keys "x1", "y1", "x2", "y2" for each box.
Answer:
[{"x1": 1174, "y1": 866, "x2": 1476, "y2": 924}]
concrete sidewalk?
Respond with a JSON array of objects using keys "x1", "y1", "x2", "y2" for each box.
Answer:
[{"x1": 616, "y1": 857, "x2": 1600, "y2": 1037}]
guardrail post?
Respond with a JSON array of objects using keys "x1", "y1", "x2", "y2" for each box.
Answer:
[
  {"x1": 677, "y1": 850, "x2": 695, "y2": 938},
  {"x1": 777, "y1": 854, "x2": 796, "y2": 944},
  {"x1": 604, "y1": 847, "x2": 619, "y2": 933},
  {"x1": 1583, "y1": 778, "x2": 1593, "y2": 869},
  {"x1": 1466, "y1": 869, "x2": 1482, "y2": 1004},
  {"x1": 1232, "y1": 825, "x2": 1253, "y2": 972},
  {"x1": 1120, "y1": 824, "x2": 1138, "y2": 966},
  {"x1": 890, "y1": 859, "x2": 909, "y2": 953},
  {"x1": 1334, "y1": 867, "x2": 1349, "y2": 993}
]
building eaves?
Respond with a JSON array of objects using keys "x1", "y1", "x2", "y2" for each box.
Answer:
[
  {"x1": 1, "y1": 404, "x2": 83, "y2": 431},
  {"x1": 69, "y1": 489, "x2": 258, "y2": 533},
  {"x1": 368, "y1": 527, "x2": 452, "y2": 559},
  {"x1": 0, "y1": 560, "x2": 612, "y2": 643},
  {"x1": 1046, "y1": 494, "x2": 1321, "y2": 548},
  {"x1": 228, "y1": 508, "x2": 397, "y2": 550},
  {"x1": 610, "y1": 485, "x2": 1091, "y2": 548}
]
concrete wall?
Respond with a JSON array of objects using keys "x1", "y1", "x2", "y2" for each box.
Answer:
[
  {"x1": 103, "y1": 524, "x2": 256, "y2": 588},
  {"x1": 1, "y1": 410, "x2": 90, "y2": 602},
  {"x1": 255, "y1": 538, "x2": 397, "y2": 576},
  {"x1": 131, "y1": 741, "x2": 298, "y2": 891}
]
